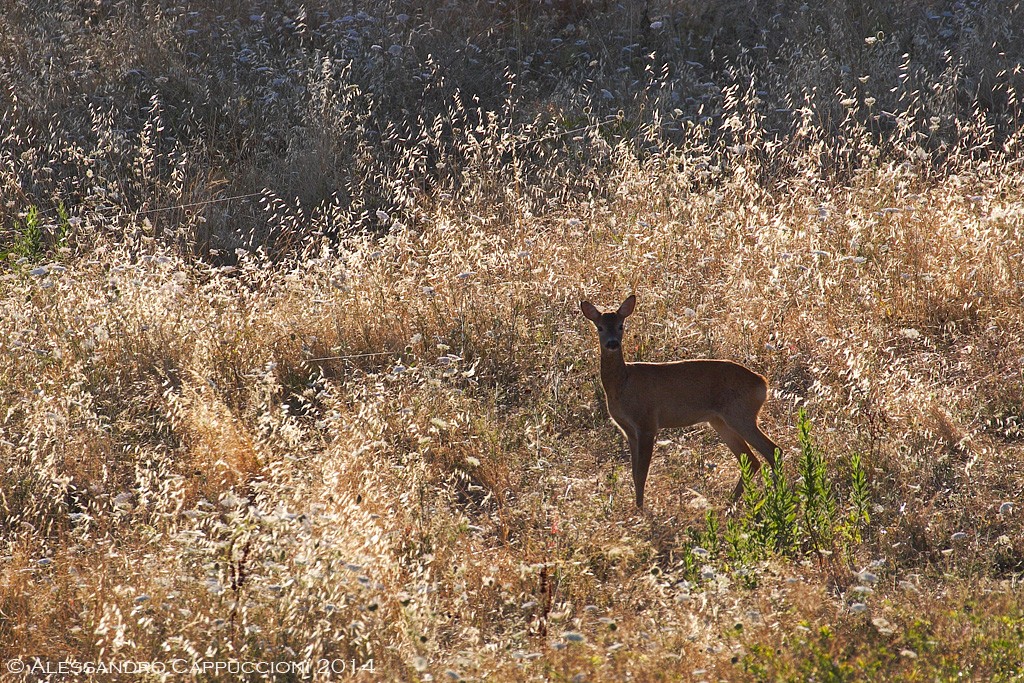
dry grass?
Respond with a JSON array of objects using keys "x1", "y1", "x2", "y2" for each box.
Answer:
[{"x1": 2, "y1": 1, "x2": 1024, "y2": 680}]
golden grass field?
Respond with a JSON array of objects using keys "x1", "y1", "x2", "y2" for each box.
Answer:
[{"x1": 2, "y1": 1, "x2": 1023, "y2": 680}]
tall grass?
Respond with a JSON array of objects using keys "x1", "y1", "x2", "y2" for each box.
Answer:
[{"x1": 2, "y1": 0, "x2": 1023, "y2": 679}]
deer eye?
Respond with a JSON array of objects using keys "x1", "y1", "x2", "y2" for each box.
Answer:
[
  {"x1": 596, "y1": 326, "x2": 604, "y2": 332},
  {"x1": 618, "y1": 324, "x2": 624, "y2": 331}
]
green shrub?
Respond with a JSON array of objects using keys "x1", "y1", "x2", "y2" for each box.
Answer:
[{"x1": 693, "y1": 409, "x2": 871, "y2": 575}]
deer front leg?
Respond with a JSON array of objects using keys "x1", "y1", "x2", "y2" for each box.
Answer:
[
  {"x1": 624, "y1": 428, "x2": 638, "y2": 480},
  {"x1": 632, "y1": 431, "x2": 656, "y2": 509}
]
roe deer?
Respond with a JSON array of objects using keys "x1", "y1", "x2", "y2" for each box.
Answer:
[{"x1": 581, "y1": 295, "x2": 780, "y2": 508}]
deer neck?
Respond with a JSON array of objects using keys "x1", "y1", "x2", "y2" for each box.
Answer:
[{"x1": 599, "y1": 347, "x2": 629, "y2": 401}]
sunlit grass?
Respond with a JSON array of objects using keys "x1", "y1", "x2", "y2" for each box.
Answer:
[{"x1": 2, "y1": 1, "x2": 1023, "y2": 680}]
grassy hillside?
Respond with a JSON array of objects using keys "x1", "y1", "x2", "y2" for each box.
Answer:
[{"x1": 2, "y1": 1, "x2": 1023, "y2": 680}]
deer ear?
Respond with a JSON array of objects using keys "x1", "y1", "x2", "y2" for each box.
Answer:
[
  {"x1": 617, "y1": 295, "x2": 637, "y2": 318},
  {"x1": 580, "y1": 301, "x2": 601, "y2": 322}
]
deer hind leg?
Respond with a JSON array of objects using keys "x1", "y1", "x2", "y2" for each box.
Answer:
[
  {"x1": 709, "y1": 416, "x2": 759, "y2": 500},
  {"x1": 729, "y1": 417, "x2": 781, "y2": 469},
  {"x1": 631, "y1": 431, "x2": 656, "y2": 509}
]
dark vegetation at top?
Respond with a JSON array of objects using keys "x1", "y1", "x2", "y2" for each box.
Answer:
[{"x1": 2, "y1": 0, "x2": 1022, "y2": 259}]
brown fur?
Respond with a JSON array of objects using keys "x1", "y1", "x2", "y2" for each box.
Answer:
[{"x1": 581, "y1": 295, "x2": 780, "y2": 508}]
